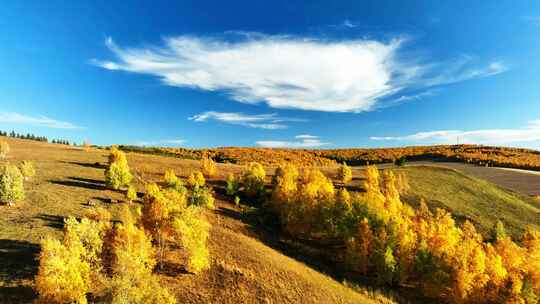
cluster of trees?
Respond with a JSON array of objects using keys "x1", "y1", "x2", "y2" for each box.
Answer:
[
  {"x1": 0, "y1": 130, "x2": 48, "y2": 142},
  {"x1": 35, "y1": 206, "x2": 177, "y2": 303},
  {"x1": 110, "y1": 144, "x2": 540, "y2": 173},
  {"x1": 318, "y1": 145, "x2": 540, "y2": 171},
  {"x1": 35, "y1": 149, "x2": 214, "y2": 303},
  {"x1": 222, "y1": 162, "x2": 266, "y2": 207},
  {"x1": 268, "y1": 163, "x2": 540, "y2": 303},
  {"x1": 0, "y1": 129, "x2": 74, "y2": 145}
]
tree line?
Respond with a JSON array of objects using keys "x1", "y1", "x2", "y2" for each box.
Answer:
[{"x1": 0, "y1": 129, "x2": 74, "y2": 145}]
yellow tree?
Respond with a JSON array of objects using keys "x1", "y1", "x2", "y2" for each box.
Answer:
[
  {"x1": 163, "y1": 169, "x2": 179, "y2": 187},
  {"x1": 201, "y1": 155, "x2": 217, "y2": 178},
  {"x1": 187, "y1": 171, "x2": 205, "y2": 189},
  {"x1": 0, "y1": 163, "x2": 25, "y2": 206},
  {"x1": 0, "y1": 140, "x2": 9, "y2": 159},
  {"x1": 243, "y1": 162, "x2": 266, "y2": 198},
  {"x1": 337, "y1": 162, "x2": 352, "y2": 184},
  {"x1": 105, "y1": 148, "x2": 133, "y2": 190},
  {"x1": 19, "y1": 160, "x2": 35, "y2": 181},
  {"x1": 173, "y1": 206, "x2": 211, "y2": 273},
  {"x1": 35, "y1": 230, "x2": 90, "y2": 303}
]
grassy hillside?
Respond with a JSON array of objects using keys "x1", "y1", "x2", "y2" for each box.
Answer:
[
  {"x1": 0, "y1": 138, "x2": 389, "y2": 304},
  {"x1": 399, "y1": 165, "x2": 540, "y2": 239}
]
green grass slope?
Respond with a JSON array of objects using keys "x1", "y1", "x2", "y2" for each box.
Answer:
[{"x1": 400, "y1": 165, "x2": 540, "y2": 239}]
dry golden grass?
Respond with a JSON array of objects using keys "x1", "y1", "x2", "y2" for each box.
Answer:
[{"x1": 0, "y1": 137, "x2": 388, "y2": 304}]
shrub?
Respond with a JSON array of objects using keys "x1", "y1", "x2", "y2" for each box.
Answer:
[
  {"x1": 188, "y1": 186, "x2": 215, "y2": 209},
  {"x1": 243, "y1": 162, "x2": 266, "y2": 198},
  {"x1": 201, "y1": 155, "x2": 217, "y2": 178},
  {"x1": 126, "y1": 185, "x2": 138, "y2": 203},
  {"x1": 35, "y1": 232, "x2": 90, "y2": 304},
  {"x1": 187, "y1": 171, "x2": 205, "y2": 189},
  {"x1": 0, "y1": 140, "x2": 9, "y2": 159},
  {"x1": 225, "y1": 173, "x2": 240, "y2": 196},
  {"x1": 19, "y1": 160, "x2": 35, "y2": 181},
  {"x1": 173, "y1": 206, "x2": 211, "y2": 273},
  {"x1": 0, "y1": 164, "x2": 25, "y2": 206},
  {"x1": 163, "y1": 169, "x2": 179, "y2": 187},
  {"x1": 338, "y1": 162, "x2": 352, "y2": 184}
]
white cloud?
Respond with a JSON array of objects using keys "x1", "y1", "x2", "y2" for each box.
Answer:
[
  {"x1": 295, "y1": 134, "x2": 318, "y2": 139},
  {"x1": 370, "y1": 120, "x2": 540, "y2": 145},
  {"x1": 94, "y1": 34, "x2": 506, "y2": 113},
  {"x1": 189, "y1": 111, "x2": 305, "y2": 129},
  {"x1": 0, "y1": 112, "x2": 82, "y2": 129},
  {"x1": 134, "y1": 139, "x2": 185, "y2": 147},
  {"x1": 256, "y1": 135, "x2": 330, "y2": 148}
]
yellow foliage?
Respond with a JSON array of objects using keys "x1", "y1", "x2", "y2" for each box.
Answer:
[
  {"x1": 163, "y1": 169, "x2": 179, "y2": 187},
  {"x1": 187, "y1": 171, "x2": 205, "y2": 188},
  {"x1": 201, "y1": 155, "x2": 217, "y2": 178},
  {"x1": 19, "y1": 160, "x2": 35, "y2": 180},
  {"x1": 126, "y1": 184, "x2": 138, "y2": 202},
  {"x1": 35, "y1": 234, "x2": 90, "y2": 304},
  {"x1": 338, "y1": 162, "x2": 352, "y2": 184},
  {"x1": 0, "y1": 140, "x2": 9, "y2": 159},
  {"x1": 243, "y1": 162, "x2": 266, "y2": 197},
  {"x1": 0, "y1": 163, "x2": 25, "y2": 205},
  {"x1": 173, "y1": 206, "x2": 211, "y2": 273},
  {"x1": 105, "y1": 148, "x2": 133, "y2": 190}
]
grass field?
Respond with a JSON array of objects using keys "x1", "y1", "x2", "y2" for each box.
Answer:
[
  {"x1": 0, "y1": 138, "x2": 392, "y2": 304},
  {"x1": 399, "y1": 166, "x2": 540, "y2": 239},
  {"x1": 3, "y1": 137, "x2": 540, "y2": 303}
]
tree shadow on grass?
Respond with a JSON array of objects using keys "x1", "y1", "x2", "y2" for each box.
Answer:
[
  {"x1": 35, "y1": 213, "x2": 65, "y2": 229},
  {"x1": 49, "y1": 179, "x2": 107, "y2": 191},
  {"x1": 60, "y1": 161, "x2": 106, "y2": 169},
  {"x1": 0, "y1": 239, "x2": 39, "y2": 303},
  {"x1": 68, "y1": 177, "x2": 106, "y2": 185}
]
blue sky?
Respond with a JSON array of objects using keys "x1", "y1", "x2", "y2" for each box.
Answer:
[{"x1": 1, "y1": 1, "x2": 540, "y2": 149}]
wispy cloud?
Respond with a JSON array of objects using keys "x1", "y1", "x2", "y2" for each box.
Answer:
[
  {"x1": 256, "y1": 134, "x2": 330, "y2": 148},
  {"x1": 134, "y1": 139, "x2": 186, "y2": 147},
  {"x1": 370, "y1": 120, "x2": 540, "y2": 145},
  {"x1": 0, "y1": 112, "x2": 82, "y2": 129},
  {"x1": 522, "y1": 16, "x2": 540, "y2": 26},
  {"x1": 342, "y1": 19, "x2": 358, "y2": 28},
  {"x1": 189, "y1": 111, "x2": 305, "y2": 129},
  {"x1": 94, "y1": 34, "x2": 506, "y2": 113}
]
